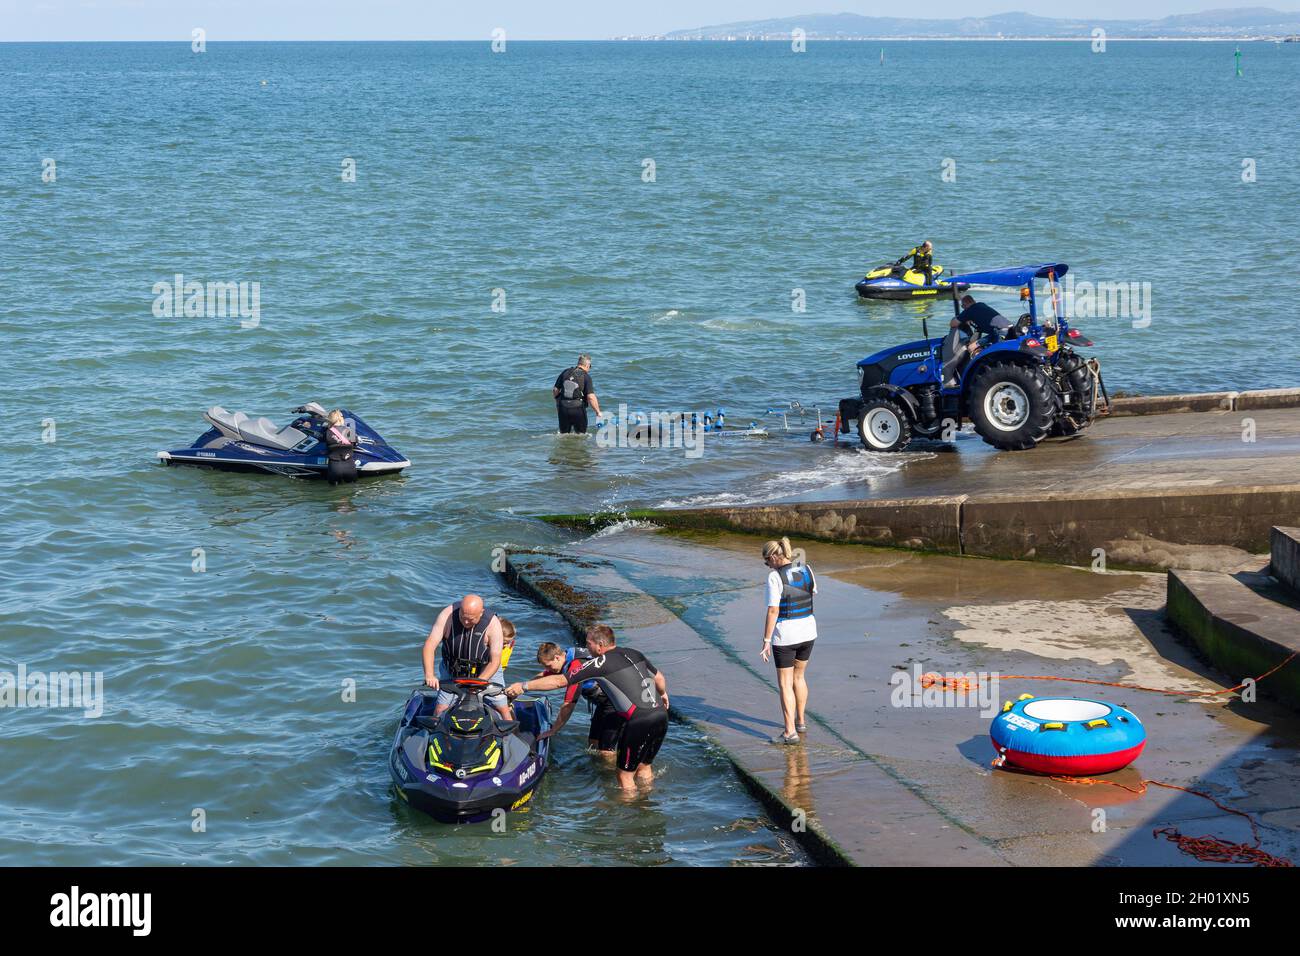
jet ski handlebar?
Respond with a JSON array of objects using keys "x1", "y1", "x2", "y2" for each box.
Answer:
[{"x1": 417, "y1": 677, "x2": 490, "y2": 691}]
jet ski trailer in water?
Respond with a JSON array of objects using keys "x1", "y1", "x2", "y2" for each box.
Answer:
[{"x1": 157, "y1": 402, "x2": 410, "y2": 478}]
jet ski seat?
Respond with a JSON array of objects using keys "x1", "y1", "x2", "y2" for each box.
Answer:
[
  {"x1": 492, "y1": 717, "x2": 520, "y2": 735},
  {"x1": 205, "y1": 406, "x2": 312, "y2": 450},
  {"x1": 237, "y1": 416, "x2": 311, "y2": 451},
  {"x1": 205, "y1": 406, "x2": 249, "y2": 441}
]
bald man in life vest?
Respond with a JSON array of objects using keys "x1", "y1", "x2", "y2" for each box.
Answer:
[{"x1": 422, "y1": 593, "x2": 512, "y2": 720}]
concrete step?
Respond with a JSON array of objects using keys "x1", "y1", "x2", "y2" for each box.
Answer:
[
  {"x1": 1167, "y1": 568, "x2": 1300, "y2": 710},
  {"x1": 1270, "y1": 526, "x2": 1300, "y2": 596}
]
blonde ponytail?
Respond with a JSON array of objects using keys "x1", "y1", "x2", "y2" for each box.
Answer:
[{"x1": 762, "y1": 537, "x2": 794, "y2": 561}]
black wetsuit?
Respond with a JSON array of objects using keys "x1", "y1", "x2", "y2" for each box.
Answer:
[
  {"x1": 565, "y1": 646, "x2": 668, "y2": 772},
  {"x1": 554, "y1": 366, "x2": 593, "y2": 434},
  {"x1": 322, "y1": 423, "x2": 358, "y2": 485},
  {"x1": 561, "y1": 648, "x2": 619, "y2": 751},
  {"x1": 907, "y1": 247, "x2": 934, "y2": 285}
]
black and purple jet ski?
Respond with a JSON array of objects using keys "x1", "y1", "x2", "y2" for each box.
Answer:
[{"x1": 389, "y1": 681, "x2": 552, "y2": 823}]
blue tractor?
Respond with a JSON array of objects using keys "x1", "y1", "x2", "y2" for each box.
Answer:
[{"x1": 838, "y1": 264, "x2": 1106, "y2": 452}]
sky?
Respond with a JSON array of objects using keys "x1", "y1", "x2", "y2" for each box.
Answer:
[{"x1": 0, "y1": 1, "x2": 1287, "y2": 41}]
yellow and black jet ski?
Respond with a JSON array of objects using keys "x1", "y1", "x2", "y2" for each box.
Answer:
[{"x1": 855, "y1": 262, "x2": 965, "y2": 300}]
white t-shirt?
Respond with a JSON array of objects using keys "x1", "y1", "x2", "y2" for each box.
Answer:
[{"x1": 766, "y1": 564, "x2": 818, "y2": 646}]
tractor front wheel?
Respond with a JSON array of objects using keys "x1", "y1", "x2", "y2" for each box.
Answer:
[
  {"x1": 968, "y1": 361, "x2": 1058, "y2": 450},
  {"x1": 858, "y1": 398, "x2": 913, "y2": 453}
]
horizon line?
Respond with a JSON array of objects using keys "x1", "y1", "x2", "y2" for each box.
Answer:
[{"x1": 1, "y1": 35, "x2": 1295, "y2": 43}]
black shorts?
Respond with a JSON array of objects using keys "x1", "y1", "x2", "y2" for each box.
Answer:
[
  {"x1": 772, "y1": 640, "x2": 815, "y2": 669},
  {"x1": 587, "y1": 701, "x2": 620, "y2": 752},
  {"x1": 616, "y1": 711, "x2": 668, "y2": 773},
  {"x1": 557, "y1": 404, "x2": 587, "y2": 434}
]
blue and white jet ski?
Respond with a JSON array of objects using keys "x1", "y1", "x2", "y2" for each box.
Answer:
[{"x1": 157, "y1": 401, "x2": 410, "y2": 478}]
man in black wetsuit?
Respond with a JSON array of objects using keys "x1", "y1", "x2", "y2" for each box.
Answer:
[
  {"x1": 506, "y1": 624, "x2": 669, "y2": 792},
  {"x1": 895, "y1": 240, "x2": 935, "y2": 285},
  {"x1": 552, "y1": 354, "x2": 602, "y2": 434}
]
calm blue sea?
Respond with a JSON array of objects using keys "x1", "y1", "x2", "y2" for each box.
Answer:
[{"x1": 1, "y1": 39, "x2": 1296, "y2": 864}]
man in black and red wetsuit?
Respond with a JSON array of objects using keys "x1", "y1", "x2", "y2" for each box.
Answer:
[{"x1": 507, "y1": 624, "x2": 669, "y2": 792}]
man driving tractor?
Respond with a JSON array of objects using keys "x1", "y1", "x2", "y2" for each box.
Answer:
[{"x1": 955, "y1": 294, "x2": 1013, "y2": 344}]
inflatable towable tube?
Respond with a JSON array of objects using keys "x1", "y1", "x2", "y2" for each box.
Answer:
[{"x1": 990, "y1": 695, "x2": 1146, "y2": 776}]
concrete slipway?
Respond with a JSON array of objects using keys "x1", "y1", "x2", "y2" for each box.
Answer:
[{"x1": 502, "y1": 397, "x2": 1300, "y2": 866}]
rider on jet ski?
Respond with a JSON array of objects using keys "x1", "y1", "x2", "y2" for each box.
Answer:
[
  {"x1": 421, "y1": 594, "x2": 513, "y2": 722},
  {"x1": 894, "y1": 240, "x2": 935, "y2": 285}
]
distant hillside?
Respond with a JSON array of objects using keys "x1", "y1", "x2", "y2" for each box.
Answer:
[{"x1": 658, "y1": 8, "x2": 1300, "y2": 39}]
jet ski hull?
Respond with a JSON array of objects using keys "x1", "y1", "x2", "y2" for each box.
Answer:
[
  {"x1": 157, "y1": 408, "x2": 410, "y2": 478},
  {"x1": 389, "y1": 689, "x2": 551, "y2": 823},
  {"x1": 855, "y1": 278, "x2": 962, "y2": 300},
  {"x1": 856, "y1": 263, "x2": 966, "y2": 301}
]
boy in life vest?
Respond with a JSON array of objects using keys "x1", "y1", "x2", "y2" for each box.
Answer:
[
  {"x1": 532, "y1": 642, "x2": 618, "y2": 755},
  {"x1": 498, "y1": 617, "x2": 517, "y2": 673}
]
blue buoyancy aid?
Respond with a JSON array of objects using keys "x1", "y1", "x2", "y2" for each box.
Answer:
[
  {"x1": 776, "y1": 565, "x2": 815, "y2": 621},
  {"x1": 565, "y1": 646, "x2": 600, "y2": 695}
]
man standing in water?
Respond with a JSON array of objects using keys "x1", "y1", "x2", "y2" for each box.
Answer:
[
  {"x1": 506, "y1": 625, "x2": 668, "y2": 792},
  {"x1": 553, "y1": 354, "x2": 602, "y2": 434},
  {"x1": 422, "y1": 594, "x2": 512, "y2": 721}
]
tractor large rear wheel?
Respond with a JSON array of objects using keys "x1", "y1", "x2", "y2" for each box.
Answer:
[{"x1": 968, "y1": 361, "x2": 1058, "y2": 450}]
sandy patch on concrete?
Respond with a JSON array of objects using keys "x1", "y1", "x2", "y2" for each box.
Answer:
[{"x1": 941, "y1": 584, "x2": 1215, "y2": 696}]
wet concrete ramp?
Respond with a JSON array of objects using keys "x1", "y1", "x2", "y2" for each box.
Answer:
[
  {"x1": 543, "y1": 406, "x2": 1300, "y2": 571},
  {"x1": 505, "y1": 529, "x2": 1300, "y2": 866}
]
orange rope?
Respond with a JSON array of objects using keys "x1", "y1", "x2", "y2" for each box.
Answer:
[
  {"x1": 1027, "y1": 773, "x2": 1293, "y2": 867},
  {"x1": 921, "y1": 650, "x2": 1297, "y2": 698}
]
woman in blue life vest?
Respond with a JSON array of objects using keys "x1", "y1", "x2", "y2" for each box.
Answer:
[{"x1": 760, "y1": 537, "x2": 817, "y2": 745}]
